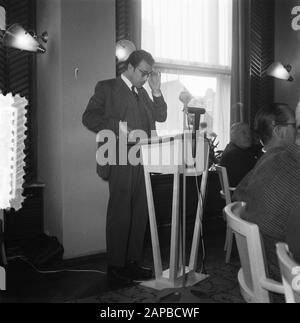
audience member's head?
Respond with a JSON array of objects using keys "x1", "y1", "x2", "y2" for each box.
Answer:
[
  {"x1": 230, "y1": 122, "x2": 252, "y2": 149},
  {"x1": 254, "y1": 103, "x2": 296, "y2": 150}
]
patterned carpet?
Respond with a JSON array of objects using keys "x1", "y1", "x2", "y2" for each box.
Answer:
[{"x1": 75, "y1": 261, "x2": 244, "y2": 303}]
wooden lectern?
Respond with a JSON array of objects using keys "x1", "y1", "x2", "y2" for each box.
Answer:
[{"x1": 139, "y1": 133, "x2": 210, "y2": 290}]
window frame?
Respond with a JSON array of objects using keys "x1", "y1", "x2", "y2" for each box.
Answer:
[{"x1": 155, "y1": 61, "x2": 231, "y2": 78}]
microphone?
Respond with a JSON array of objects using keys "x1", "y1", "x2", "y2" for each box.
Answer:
[
  {"x1": 187, "y1": 107, "x2": 206, "y2": 134},
  {"x1": 178, "y1": 90, "x2": 206, "y2": 130},
  {"x1": 186, "y1": 107, "x2": 206, "y2": 158}
]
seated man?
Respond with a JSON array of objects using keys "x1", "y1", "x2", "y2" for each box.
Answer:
[
  {"x1": 233, "y1": 103, "x2": 300, "y2": 285},
  {"x1": 220, "y1": 122, "x2": 259, "y2": 186}
]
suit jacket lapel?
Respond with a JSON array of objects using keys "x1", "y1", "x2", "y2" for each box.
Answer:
[
  {"x1": 113, "y1": 79, "x2": 155, "y2": 132},
  {"x1": 138, "y1": 88, "x2": 154, "y2": 127}
]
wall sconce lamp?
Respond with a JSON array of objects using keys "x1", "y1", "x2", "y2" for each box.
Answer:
[
  {"x1": 266, "y1": 62, "x2": 294, "y2": 82},
  {"x1": 0, "y1": 23, "x2": 48, "y2": 53},
  {"x1": 115, "y1": 39, "x2": 136, "y2": 62}
]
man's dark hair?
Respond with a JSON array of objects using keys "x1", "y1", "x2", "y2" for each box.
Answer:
[
  {"x1": 254, "y1": 103, "x2": 294, "y2": 145},
  {"x1": 126, "y1": 50, "x2": 155, "y2": 69}
]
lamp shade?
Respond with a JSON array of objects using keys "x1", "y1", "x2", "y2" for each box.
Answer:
[
  {"x1": 2, "y1": 23, "x2": 45, "y2": 53},
  {"x1": 116, "y1": 40, "x2": 136, "y2": 62},
  {"x1": 266, "y1": 62, "x2": 293, "y2": 81}
]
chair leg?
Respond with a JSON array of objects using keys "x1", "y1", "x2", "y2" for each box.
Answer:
[
  {"x1": 224, "y1": 228, "x2": 228, "y2": 251},
  {"x1": 223, "y1": 209, "x2": 228, "y2": 251},
  {"x1": 225, "y1": 227, "x2": 233, "y2": 263},
  {"x1": 1, "y1": 243, "x2": 7, "y2": 266},
  {"x1": 0, "y1": 266, "x2": 5, "y2": 290},
  {"x1": 0, "y1": 219, "x2": 7, "y2": 266}
]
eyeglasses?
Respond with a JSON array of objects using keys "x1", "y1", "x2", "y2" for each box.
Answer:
[{"x1": 136, "y1": 67, "x2": 153, "y2": 78}]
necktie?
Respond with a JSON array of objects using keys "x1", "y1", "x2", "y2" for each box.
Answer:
[{"x1": 131, "y1": 86, "x2": 139, "y2": 101}]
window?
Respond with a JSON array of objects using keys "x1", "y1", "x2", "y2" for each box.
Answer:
[{"x1": 141, "y1": 0, "x2": 232, "y2": 149}]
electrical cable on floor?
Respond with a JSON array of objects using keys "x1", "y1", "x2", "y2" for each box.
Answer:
[
  {"x1": 8, "y1": 256, "x2": 145, "y2": 283},
  {"x1": 8, "y1": 255, "x2": 107, "y2": 275}
]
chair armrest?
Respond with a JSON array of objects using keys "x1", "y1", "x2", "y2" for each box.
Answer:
[{"x1": 260, "y1": 278, "x2": 285, "y2": 294}]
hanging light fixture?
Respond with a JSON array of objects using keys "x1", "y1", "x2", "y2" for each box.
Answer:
[
  {"x1": 115, "y1": 39, "x2": 136, "y2": 62},
  {"x1": 1, "y1": 23, "x2": 48, "y2": 53},
  {"x1": 266, "y1": 62, "x2": 293, "y2": 82}
]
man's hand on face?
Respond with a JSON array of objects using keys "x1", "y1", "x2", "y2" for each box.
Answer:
[{"x1": 148, "y1": 68, "x2": 162, "y2": 97}]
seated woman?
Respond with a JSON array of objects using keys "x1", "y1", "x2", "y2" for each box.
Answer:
[
  {"x1": 220, "y1": 122, "x2": 259, "y2": 186},
  {"x1": 233, "y1": 103, "x2": 300, "y2": 287}
]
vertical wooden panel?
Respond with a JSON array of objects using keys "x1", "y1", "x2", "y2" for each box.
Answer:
[
  {"x1": 249, "y1": 0, "x2": 275, "y2": 126},
  {"x1": 115, "y1": 0, "x2": 140, "y2": 76},
  {"x1": 0, "y1": 45, "x2": 7, "y2": 94},
  {"x1": 0, "y1": 1, "x2": 7, "y2": 94},
  {"x1": 5, "y1": 0, "x2": 37, "y2": 184},
  {"x1": 116, "y1": 0, "x2": 130, "y2": 76}
]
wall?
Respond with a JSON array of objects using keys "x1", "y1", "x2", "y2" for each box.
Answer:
[
  {"x1": 36, "y1": 0, "x2": 115, "y2": 258},
  {"x1": 36, "y1": 0, "x2": 64, "y2": 245},
  {"x1": 275, "y1": 0, "x2": 300, "y2": 109}
]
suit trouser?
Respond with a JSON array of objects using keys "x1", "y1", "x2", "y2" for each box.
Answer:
[{"x1": 107, "y1": 164, "x2": 148, "y2": 267}]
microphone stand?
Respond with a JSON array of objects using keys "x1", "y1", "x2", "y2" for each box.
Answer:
[
  {"x1": 181, "y1": 103, "x2": 188, "y2": 289},
  {"x1": 156, "y1": 104, "x2": 206, "y2": 303}
]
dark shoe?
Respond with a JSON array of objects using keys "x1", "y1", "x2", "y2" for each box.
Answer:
[
  {"x1": 126, "y1": 261, "x2": 153, "y2": 280},
  {"x1": 107, "y1": 266, "x2": 133, "y2": 286}
]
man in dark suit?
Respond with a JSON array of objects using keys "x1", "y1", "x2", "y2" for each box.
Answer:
[{"x1": 82, "y1": 50, "x2": 167, "y2": 285}]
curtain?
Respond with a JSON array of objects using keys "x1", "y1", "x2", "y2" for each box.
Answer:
[
  {"x1": 142, "y1": 0, "x2": 232, "y2": 68},
  {"x1": 230, "y1": 0, "x2": 250, "y2": 124},
  {"x1": 214, "y1": 75, "x2": 231, "y2": 149}
]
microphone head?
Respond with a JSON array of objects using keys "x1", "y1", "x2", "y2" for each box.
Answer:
[{"x1": 179, "y1": 91, "x2": 193, "y2": 107}]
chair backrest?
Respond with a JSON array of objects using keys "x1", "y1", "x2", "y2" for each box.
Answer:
[
  {"x1": 215, "y1": 165, "x2": 232, "y2": 205},
  {"x1": 276, "y1": 243, "x2": 300, "y2": 303},
  {"x1": 225, "y1": 202, "x2": 272, "y2": 303}
]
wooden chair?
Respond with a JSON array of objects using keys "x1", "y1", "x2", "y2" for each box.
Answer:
[
  {"x1": 0, "y1": 265, "x2": 5, "y2": 290},
  {"x1": 0, "y1": 214, "x2": 7, "y2": 266},
  {"x1": 225, "y1": 202, "x2": 284, "y2": 303},
  {"x1": 276, "y1": 243, "x2": 300, "y2": 303},
  {"x1": 215, "y1": 165, "x2": 235, "y2": 263}
]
